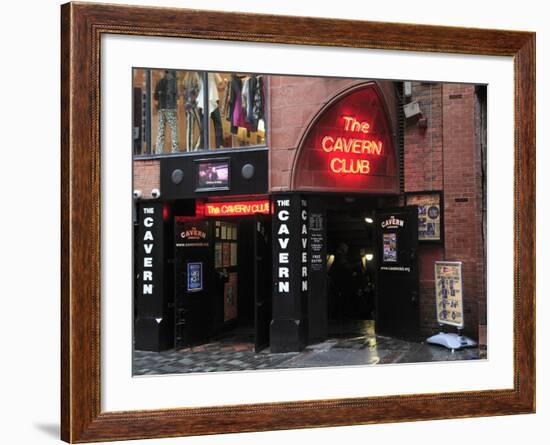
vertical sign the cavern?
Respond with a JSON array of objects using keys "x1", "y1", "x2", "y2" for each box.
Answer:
[
  {"x1": 271, "y1": 195, "x2": 307, "y2": 352},
  {"x1": 135, "y1": 201, "x2": 168, "y2": 351}
]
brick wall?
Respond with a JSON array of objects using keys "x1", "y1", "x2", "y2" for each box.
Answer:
[
  {"x1": 441, "y1": 84, "x2": 485, "y2": 340},
  {"x1": 404, "y1": 83, "x2": 444, "y2": 192},
  {"x1": 404, "y1": 82, "x2": 485, "y2": 340},
  {"x1": 133, "y1": 159, "x2": 160, "y2": 200},
  {"x1": 268, "y1": 77, "x2": 485, "y2": 340}
]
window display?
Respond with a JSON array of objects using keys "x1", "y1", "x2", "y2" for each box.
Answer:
[{"x1": 133, "y1": 69, "x2": 267, "y2": 155}]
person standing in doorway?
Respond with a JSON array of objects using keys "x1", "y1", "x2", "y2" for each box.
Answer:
[{"x1": 154, "y1": 70, "x2": 179, "y2": 153}]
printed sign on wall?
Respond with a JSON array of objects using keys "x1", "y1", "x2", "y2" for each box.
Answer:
[
  {"x1": 434, "y1": 261, "x2": 464, "y2": 328},
  {"x1": 187, "y1": 262, "x2": 203, "y2": 292},
  {"x1": 406, "y1": 193, "x2": 442, "y2": 241},
  {"x1": 382, "y1": 233, "x2": 398, "y2": 262}
]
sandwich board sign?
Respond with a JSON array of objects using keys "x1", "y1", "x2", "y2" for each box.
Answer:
[
  {"x1": 434, "y1": 261, "x2": 464, "y2": 327},
  {"x1": 427, "y1": 261, "x2": 476, "y2": 350}
]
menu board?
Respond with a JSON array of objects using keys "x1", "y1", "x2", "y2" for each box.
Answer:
[
  {"x1": 434, "y1": 261, "x2": 464, "y2": 328},
  {"x1": 406, "y1": 193, "x2": 441, "y2": 241}
]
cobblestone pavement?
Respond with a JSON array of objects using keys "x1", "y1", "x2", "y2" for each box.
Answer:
[{"x1": 133, "y1": 321, "x2": 486, "y2": 376}]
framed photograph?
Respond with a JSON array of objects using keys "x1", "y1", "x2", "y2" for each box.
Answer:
[
  {"x1": 61, "y1": 2, "x2": 535, "y2": 443},
  {"x1": 406, "y1": 191, "x2": 444, "y2": 242}
]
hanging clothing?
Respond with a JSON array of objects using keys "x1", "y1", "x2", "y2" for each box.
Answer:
[
  {"x1": 155, "y1": 109, "x2": 178, "y2": 153},
  {"x1": 210, "y1": 107, "x2": 223, "y2": 148},
  {"x1": 154, "y1": 71, "x2": 179, "y2": 152},
  {"x1": 182, "y1": 72, "x2": 203, "y2": 150},
  {"x1": 228, "y1": 75, "x2": 242, "y2": 135},
  {"x1": 154, "y1": 71, "x2": 178, "y2": 110},
  {"x1": 249, "y1": 75, "x2": 265, "y2": 132},
  {"x1": 197, "y1": 73, "x2": 223, "y2": 112}
]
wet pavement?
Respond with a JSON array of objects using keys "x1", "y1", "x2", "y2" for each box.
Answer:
[{"x1": 133, "y1": 321, "x2": 485, "y2": 376}]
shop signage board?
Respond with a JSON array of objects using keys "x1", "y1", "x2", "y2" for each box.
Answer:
[
  {"x1": 293, "y1": 85, "x2": 399, "y2": 194},
  {"x1": 175, "y1": 219, "x2": 209, "y2": 248},
  {"x1": 434, "y1": 261, "x2": 464, "y2": 328},
  {"x1": 204, "y1": 199, "x2": 270, "y2": 217},
  {"x1": 406, "y1": 193, "x2": 442, "y2": 241},
  {"x1": 136, "y1": 202, "x2": 164, "y2": 315}
]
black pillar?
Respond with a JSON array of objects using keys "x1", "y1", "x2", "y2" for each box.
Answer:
[
  {"x1": 270, "y1": 195, "x2": 308, "y2": 352},
  {"x1": 134, "y1": 201, "x2": 172, "y2": 351}
]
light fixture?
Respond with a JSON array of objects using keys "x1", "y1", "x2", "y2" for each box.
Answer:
[
  {"x1": 364, "y1": 217, "x2": 374, "y2": 224},
  {"x1": 366, "y1": 254, "x2": 374, "y2": 261}
]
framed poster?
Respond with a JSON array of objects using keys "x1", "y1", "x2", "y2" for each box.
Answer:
[
  {"x1": 186, "y1": 262, "x2": 203, "y2": 292},
  {"x1": 406, "y1": 192, "x2": 443, "y2": 242},
  {"x1": 61, "y1": 2, "x2": 535, "y2": 442},
  {"x1": 382, "y1": 233, "x2": 398, "y2": 262}
]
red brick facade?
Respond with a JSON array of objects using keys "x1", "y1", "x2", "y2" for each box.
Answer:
[
  {"x1": 133, "y1": 159, "x2": 160, "y2": 200},
  {"x1": 403, "y1": 82, "x2": 485, "y2": 340},
  {"x1": 268, "y1": 78, "x2": 486, "y2": 340},
  {"x1": 133, "y1": 76, "x2": 486, "y2": 342}
]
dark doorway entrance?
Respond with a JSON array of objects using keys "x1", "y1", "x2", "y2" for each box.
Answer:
[
  {"x1": 325, "y1": 197, "x2": 377, "y2": 337},
  {"x1": 254, "y1": 213, "x2": 272, "y2": 352},
  {"x1": 173, "y1": 211, "x2": 272, "y2": 352},
  {"x1": 375, "y1": 207, "x2": 419, "y2": 339}
]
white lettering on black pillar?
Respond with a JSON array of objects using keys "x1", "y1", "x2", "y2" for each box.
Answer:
[
  {"x1": 301, "y1": 200, "x2": 308, "y2": 292},
  {"x1": 275, "y1": 199, "x2": 291, "y2": 294},
  {"x1": 142, "y1": 207, "x2": 155, "y2": 296}
]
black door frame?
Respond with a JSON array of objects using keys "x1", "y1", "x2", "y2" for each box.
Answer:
[{"x1": 374, "y1": 206, "x2": 420, "y2": 339}]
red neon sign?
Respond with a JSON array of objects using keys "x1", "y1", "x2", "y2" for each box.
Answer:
[
  {"x1": 204, "y1": 200, "x2": 270, "y2": 217},
  {"x1": 292, "y1": 84, "x2": 398, "y2": 194},
  {"x1": 320, "y1": 115, "x2": 383, "y2": 176}
]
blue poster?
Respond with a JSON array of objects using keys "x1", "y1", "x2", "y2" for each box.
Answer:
[{"x1": 187, "y1": 262, "x2": 203, "y2": 292}]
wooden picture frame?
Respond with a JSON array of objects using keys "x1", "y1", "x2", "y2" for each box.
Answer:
[{"x1": 61, "y1": 2, "x2": 535, "y2": 442}]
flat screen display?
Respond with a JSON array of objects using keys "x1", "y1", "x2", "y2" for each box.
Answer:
[{"x1": 196, "y1": 160, "x2": 229, "y2": 190}]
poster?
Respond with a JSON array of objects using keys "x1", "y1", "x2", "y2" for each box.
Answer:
[
  {"x1": 186, "y1": 262, "x2": 203, "y2": 292},
  {"x1": 214, "y1": 243, "x2": 222, "y2": 268},
  {"x1": 223, "y1": 272, "x2": 238, "y2": 322},
  {"x1": 406, "y1": 193, "x2": 441, "y2": 241},
  {"x1": 309, "y1": 212, "x2": 324, "y2": 272},
  {"x1": 383, "y1": 233, "x2": 398, "y2": 262},
  {"x1": 230, "y1": 242, "x2": 238, "y2": 266},
  {"x1": 222, "y1": 243, "x2": 231, "y2": 267},
  {"x1": 434, "y1": 261, "x2": 464, "y2": 328}
]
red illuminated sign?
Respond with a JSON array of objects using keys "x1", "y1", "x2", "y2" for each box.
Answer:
[
  {"x1": 204, "y1": 200, "x2": 270, "y2": 217},
  {"x1": 292, "y1": 83, "x2": 398, "y2": 194},
  {"x1": 321, "y1": 115, "x2": 383, "y2": 176}
]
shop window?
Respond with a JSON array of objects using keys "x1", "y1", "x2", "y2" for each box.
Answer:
[{"x1": 132, "y1": 69, "x2": 267, "y2": 156}]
